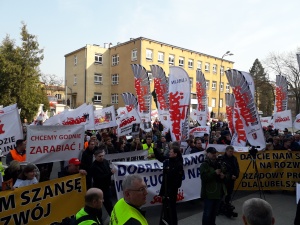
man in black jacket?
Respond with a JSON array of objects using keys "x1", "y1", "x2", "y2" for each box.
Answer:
[{"x1": 80, "y1": 140, "x2": 96, "y2": 189}]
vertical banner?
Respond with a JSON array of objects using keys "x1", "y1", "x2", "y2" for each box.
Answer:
[
  {"x1": 274, "y1": 75, "x2": 288, "y2": 113},
  {"x1": 26, "y1": 125, "x2": 85, "y2": 164},
  {"x1": 169, "y1": 66, "x2": 191, "y2": 142},
  {"x1": 131, "y1": 64, "x2": 152, "y2": 132},
  {"x1": 226, "y1": 69, "x2": 266, "y2": 149},
  {"x1": 0, "y1": 104, "x2": 23, "y2": 155},
  {"x1": 150, "y1": 65, "x2": 170, "y2": 129},
  {"x1": 274, "y1": 110, "x2": 293, "y2": 130},
  {"x1": 0, "y1": 174, "x2": 86, "y2": 225},
  {"x1": 94, "y1": 105, "x2": 117, "y2": 130},
  {"x1": 194, "y1": 70, "x2": 208, "y2": 126}
]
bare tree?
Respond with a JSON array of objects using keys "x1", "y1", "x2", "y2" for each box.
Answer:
[
  {"x1": 40, "y1": 73, "x2": 63, "y2": 96},
  {"x1": 264, "y1": 48, "x2": 300, "y2": 115}
]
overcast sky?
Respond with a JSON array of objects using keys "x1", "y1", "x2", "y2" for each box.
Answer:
[{"x1": 1, "y1": 0, "x2": 299, "y2": 81}]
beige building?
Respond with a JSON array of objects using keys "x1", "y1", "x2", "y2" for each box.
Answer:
[{"x1": 65, "y1": 37, "x2": 234, "y2": 117}]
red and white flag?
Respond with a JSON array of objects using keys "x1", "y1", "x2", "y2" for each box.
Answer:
[
  {"x1": 94, "y1": 106, "x2": 117, "y2": 130},
  {"x1": 294, "y1": 114, "x2": 300, "y2": 130},
  {"x1": 169, "y1": 66, "x2": 191, "y2": 142},
  {"x1": 116, "y1": 106, "x2": 141, "y2": 136},
  {"x1": 226, "y1": 69, "x2": 266, "y2": 149},
  {"x1": 274, "y1": 110, "x2": 292, "y2": 130},
  {"x1": 189, "y1": 126, "x2": 210, "y2": 138},
  {"x1": 260, "y1": 117, "x2": 272, "y2": 128},
  {"x1": 131, "y1": 64, "x2": 152, "y2": 132},
  {"x1": 150, "y1": 65, "x2": 170, "y2": 129},
  {"x1": 274, "y1": 75, "x2": 288, "y2": 113},
  {"x1": 0, "y1": 104, "x2": 23, "y2": 156}
]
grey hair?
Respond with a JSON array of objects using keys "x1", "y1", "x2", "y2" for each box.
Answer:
[
  {"x1": 242, "y1": 198, "x2": 273, "y2": 225},
  {"x1": 122, "y1": 174, "x2": 143, "y2": 191}
]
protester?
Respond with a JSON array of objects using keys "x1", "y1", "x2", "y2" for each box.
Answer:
[
  {"x1": 75, "y1": 188, "x2": 103, "y2": 225},
  {"x1": 6, "y1": 139, "x2": 26, "y2": 165},
  {"x1": 3, "y1": 160, "x2": 21, "y2": 185},
  {"x1": 183, "y1": 138, "x2": 194, "y2": 155},
  {"x1": 154, "y1": 145, "x2": 184, "y2": 225},
  {"x1": 13, "y1": 164, "x2": 39, "y2": 188},
  {"x1": 104, "y1": 137, "x2": 117, "y2": 154},
  {"x1": 59, "y1": 158, "x2": 87, "y2": 177},
  {"x1": 200, "y1": 147, "x2": 228, "y2": 225},
  {"x1": 156, "y1": 135, "x2": 171, "y2": 156},
  {"x1": 242, "y1": 198, "x2": 275, "y2": 225},
  {"x1": 90, "y1": 148, "x2": 114, "y2": 217},
  {"x1": 142, "y1": 136, "x2": 155, "y2": 159},
  {"x1": 81, "y1": 140, "x2": 96, "y2": 189},
  {"x1": 131, "y1": 137, "x2": 143, "y2": 151},
  {"x1": 110, "y1": 174, "x2": 148, "y2": 225},
  {"x1": 191, "y1": 139, "x2": 204, "y2": 153}
]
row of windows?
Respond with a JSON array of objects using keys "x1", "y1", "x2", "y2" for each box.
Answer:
[
  {"x1": 93, "y1": 74, "x2": 119, "y2": 85},
  {"x1": 94, "y1": 93, "x2": 118, "y2": 104}
]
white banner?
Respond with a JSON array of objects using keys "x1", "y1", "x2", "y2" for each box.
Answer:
[
  {"x1": 0, "y1": 104, "x2": 23, "y2": 155},
  {"x1": 105, "y1": 151, "x2": 148, "y2": 164},
  {"x1": 112, "y1": 152, "x2": 204, "y2": 207},
  {"x1": 94, "y1": 106, "x2": 117, "y2": 130},
  {"x1": 294, "y1": 114, "x2": 300, "y2": 130},
  {"x1": 274, "y1": 110, "x2": 293, "y2": 130},
  {"x1": 169, "y1": 66, "x2": 191, "y2": 142},
  {"x1": 116, "y1": 107, "x2": 141, "y2": 136},
  {"x1": 26, "y1": 125, "x2": 85, "y2": 164},
  {"x1": 189, "y1": 126, "x2": 210, "y2": 138},
  {"x1": 260, "y1": 116, "x2": 272, "y2": 128}
]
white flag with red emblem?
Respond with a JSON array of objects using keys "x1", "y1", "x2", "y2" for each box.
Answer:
[
  {"x1": 169, "y1": 66, "x2": 191, "y2": 142},
  {"x1": 94, "y1": 106, "x2": 117, "y2": 130},
  {"x1": 226, "y1": 69, "x2": 266, "y2": 149},
  {"x1": 294, "y1": 114, "x2": 300, "y2": 130},
  {"x1": 116, "y1": 106, "x2": 141, "y2": 136},
  {"x1": 260, "y1": 117, "x2": 272, "y2": 128},
  {"x1": 274, "y1": 110, "x2": 292, "y2": 130}
]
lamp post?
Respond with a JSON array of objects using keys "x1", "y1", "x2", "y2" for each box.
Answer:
[{"x1": 217, "y1": 51, "x2": 233, "y2": 117}]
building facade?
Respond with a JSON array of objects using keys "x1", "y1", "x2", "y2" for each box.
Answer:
[{"x1": 65, "y1": 37, "x2": 234, "y2": 117}]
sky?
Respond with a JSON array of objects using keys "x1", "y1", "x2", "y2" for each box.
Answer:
[{"x1": 0, "y1": 0, "x2": 299, "y2": 82}]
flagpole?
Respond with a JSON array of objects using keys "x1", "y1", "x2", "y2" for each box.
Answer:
[{"x1": 218, "y1": 51, "x2": 233, "y2": 118}]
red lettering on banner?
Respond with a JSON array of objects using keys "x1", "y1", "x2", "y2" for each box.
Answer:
[
  {"x1": 296, "y1": 119, "x2": 300, "y2": 123},
  {"x1": 275, "y1": 116, "x2": 290, "y2": 123},
  {"x1": 119, "y1": 116, "x2": 136, "y2": 128},
  {"x1": 261, "y1": 120, "x2": 268, "y2": 122},
  {"x1": 135, "y1": 78, "x2": 147, "y2": 112},
  {"x1": 0, "y1": 120, "x2": 5, "y2": 134},
  {"x1": 226, "y1": 106, "x2": 235, "y2": 134},
  {"x1": 234, "y1": 108, "x2": 247, "y2": 143},
  {"x1": 275, "y1": 86, "x2": 286, "y2": 112},
  {"x1": 196, "y1": 82, "x2": 205, "y2": 111},
  {"x1": 154, "y1": 78, "x2": 168, "y2": 110},
  {"x1": 232, "y1": 87, "x2": 256, "y2": 126},
  {"x1": 169, "y1": 91, "x2": 188, "y2": 141},
  {"x1": 191, "y1": 127, "x2": 207, "y2": 132},
  {"x1": 62, "y1": 115, "x2": 87, "y2": 125},
  {"x1": 30, "y1": 143, "x2": 76, "y2": 154}
]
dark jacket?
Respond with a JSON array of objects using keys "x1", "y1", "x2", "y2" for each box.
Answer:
[
  {"x1": 221, "y1": 153, "x2": 240, "y2": 178},
  {"x1": 153, "y1": 148, "x2": 184, "y2": 197},
  {"x1": 90, "y1": 159, "x2": 112, "y2": 191}
]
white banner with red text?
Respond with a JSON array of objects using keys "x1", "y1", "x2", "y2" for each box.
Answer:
[
  {"x1": 26, "y1": 125, "x2": 85, "y2": 164},
  {"x1": 94, "y1": 105, "x2": 117, "y2": 130},
  {"x1": 189, "y1": 126, "x2": 210, "y2": 138},
  {"x1": 260, "y1": 116, "x2": 272, "y2": 128},
  {"x1": 274, "y1": 110, "x2": 292, "y2": 130},
  {"x1": 0, "y1": 104, "x2": 23, "y2": 155},
  {"x1": 116, "y1": 107, "x2": 141, "y2": 136},
  {"x1": 294, "y1": 114, "x2": 300, "y2": 130}
]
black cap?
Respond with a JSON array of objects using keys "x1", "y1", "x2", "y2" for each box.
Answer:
[
  {"x1": 204, "y1": 133, "x2": 209, "y2": 137},
  {"x1": 206, "y1": 147, "x2": 217, "y2": 154}
]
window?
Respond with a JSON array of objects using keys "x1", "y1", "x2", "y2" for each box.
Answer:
[
  {"x1": 221, "y1": 66, "x2": 224, "y2": 75},
  {"x1": 55, "y1": 94, "x2": 62, "y2": 100},
  {"x1": 169, "y1": 55, "x2": 175, "y2": 65},
  {"x1": 94, "y1": 73, "x2": 102, "y2": 84},
  {"x1": 220, "y1": 99, "x2": 223, "y2": 108},
  {"x1": 131, "y1": 49, "x2": 137, "y2": 61},
  {"x1": 158, "y1": 52, "x2": 164, "y2": 63},
  {"x1": 112, "y1": 74, "x2": 119, "y2": 85},
  {"x1": 188, "y1": 59, "x2": 194, "y2": 68},
  {"x1": 179, "y1": 57, "x2": 184, "y2": 67},
  {"x1": 205, "y1": 63, "x2": 210, "y2": 72},
  {"x1": 220, "y1": 82, "x2": 224, "y2": 91},
  {"x1": 94, "y1": 93, "x2": 102, "y2": 103},
  {"x1": 226, "y1": 83, "x2": 230, "y2": 92},
  {"x1": 189, "y1": 77, "x2": 193, "y2": 87},
  {"x1": 111, "y1": 94, "x2": 118, "y2": 104},
  {"x1": 74, "y1": 75, "x2": 77, "y2": 85},
  {"x1": 112, "y1": 54, "x2": 119, "y2": 66},
  {"x1": 146, "y1": 49, "x2": 153, "y2": 60},
  {"x1": 206, "y1": 80, "x2": 209, "y2": 89},
  {"x1": 74, "y1": 56, "x2": 77, "y2": 66},
  {"x1": 212, "y1": 81, "x2": 217, "y2": 90},
  {"x1": 197, "y1": 61, "x2": 202, "y2": 70},
  {"x1": 95, "y1": 54, "x2": 103, "y2": 64},
  {"x1": 191, "y1": 93, "x2": 197, "y2": 99},
  {"x1": 212, "y1": 98, "x2": 216, "y2": 107},
  {"x1": 213, "y1": 64, "x2": 217, "y2": 74}
]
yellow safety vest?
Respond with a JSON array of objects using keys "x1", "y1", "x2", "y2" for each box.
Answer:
[
  {"x1": 142, "y1": 143, "x2": 154, "y2": 157},
  {"x1": 110, "y1": 198, "x2": 148, "y2": 225}
]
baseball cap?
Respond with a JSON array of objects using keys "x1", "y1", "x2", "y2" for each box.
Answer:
[
  {"x1": 206, "y1": 147, "x2": 217, "y2": 154},
  {"x1": 69, "y1": 158, "x2": 81, "y2": 165}
]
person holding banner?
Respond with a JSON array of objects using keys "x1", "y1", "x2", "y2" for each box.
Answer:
[
  {"x1": 81, "y1": 140, "x2": 97, "y2": 189},
  {"x1": 75, "y1": 188, "x2": 104, "y2": 225},
  {"x1": 110, "y1": 174, "x2": 148, "y2": 225},
  {"x1": 153, "y1": 145, "x2": 184, "y2": 225},
  {"x1": 142, "y1": 136, "x2": 155, "y2": 159},
  {"x1": 200, "y1": 147, "x2": 228, "y2": 225},
  {"x1": 6, "y1": 139, "x2": 26, "y2": 165}
]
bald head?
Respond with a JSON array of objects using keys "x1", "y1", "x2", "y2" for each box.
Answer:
[{"x1": 85, "y1": 188, "x2": 103, "y2": 209}]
